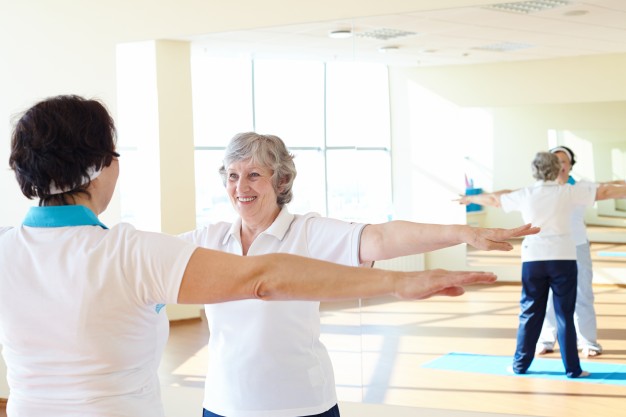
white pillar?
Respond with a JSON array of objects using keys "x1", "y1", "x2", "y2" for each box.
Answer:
[{"x1": 116, "y1": 40, "x2": 200, "y2": 319}]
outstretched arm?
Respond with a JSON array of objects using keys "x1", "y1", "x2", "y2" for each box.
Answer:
[
  {"x1": 596, "y1": 182, "x2": 626, "y2": 200},
  {"x1": 358, "y1": 221, "x2": 539, "y2": 262},
  {"x1": 177, "y1": 248, "x2": 497, "y2": 304},
  {"x1": 456, "y1": 189, "x2": 513, "y2": 208},
  {"x1": 600, "y1": 180, "x2": 626, "y2": 186}
]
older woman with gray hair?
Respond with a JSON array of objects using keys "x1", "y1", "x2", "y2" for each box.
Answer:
[
  {"x1": 179, "y1": 132, "x2": 540, "y2": 417},
  {"x1": 461, "y1": 151, "x2": 595, "y2": 378}
]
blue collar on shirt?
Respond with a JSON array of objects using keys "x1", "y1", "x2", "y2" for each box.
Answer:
[
  {"x1": 567, "y1": 175, "x2": 576, "y2": 185},
  {"x1": 23, "y1": 205, "x2": 108, "y2": 229}
]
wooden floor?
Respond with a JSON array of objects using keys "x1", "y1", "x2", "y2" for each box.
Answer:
[{"x1": 158, "y1": 283, "x2": 626, "y2": 417}]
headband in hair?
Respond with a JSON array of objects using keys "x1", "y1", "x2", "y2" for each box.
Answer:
[
  {"x1": 48, "y1": 165, "x2": 103, "y2": 195},
  {"x1": 550, "y1": 146, "x2": 572, "y2": 162}
]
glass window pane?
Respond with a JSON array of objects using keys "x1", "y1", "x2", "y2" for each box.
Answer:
[
  {"x1": 326, "y1": 149, "x2": 392, "y2": 223},
  {"x1": 289, "y1": 149, "x2": 326, "y2": 215},
  {"x1": 194, "y1": 150, "x2": 237, "y2": 226},
  {"x1": 254, "y1": 59, "x2": 324, "y2": 147},
  {"x1": 326, "y1": 62, "x2": 390, "y2": 148},
  {"x1": 191, "y1": 53, "x2": 254, "y2": 146}
]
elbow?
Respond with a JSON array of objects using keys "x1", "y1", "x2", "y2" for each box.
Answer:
[{"x1": 253, "y1": 279, "x2": 273, "y2": 300}]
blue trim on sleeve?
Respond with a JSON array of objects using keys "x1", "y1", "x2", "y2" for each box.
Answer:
[{"x1": 23, "y1": 206, "x2": 108, "y2": 229}]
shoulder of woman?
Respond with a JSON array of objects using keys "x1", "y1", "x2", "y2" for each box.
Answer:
[{"x1": 0, "y1": 226, "x2": 13, "y2": 235}]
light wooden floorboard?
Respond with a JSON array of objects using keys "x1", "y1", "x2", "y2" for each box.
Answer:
[{"x1": 158, "y1": 283, "x2": 626, "y2": 417}]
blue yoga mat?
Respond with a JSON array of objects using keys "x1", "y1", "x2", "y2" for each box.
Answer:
[
  {"x1": 597, "y1": 251, "x2": 626, "y2": 257},
  {"x1": 421, "y1": 352, "x2": 626, "y2": 385}
]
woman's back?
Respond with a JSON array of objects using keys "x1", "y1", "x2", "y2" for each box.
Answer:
[
  {"x1": 0, "y1": 208, "x2": 196, "y2": 416},
  {"x1": 500, "y1": 181, "x2": 595, "y2": 262}
]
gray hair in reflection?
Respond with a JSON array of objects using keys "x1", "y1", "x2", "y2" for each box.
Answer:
[
  {"x1": 531, "y1": 152, "x2": 561, "y2": 181},
  {"x1": 219, "y1": 132, "x2": 297, "y2": 207}
]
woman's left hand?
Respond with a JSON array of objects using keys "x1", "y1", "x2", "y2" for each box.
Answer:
[{"x1": 465, "y1": 223, "x2": 540, "y2": 251}]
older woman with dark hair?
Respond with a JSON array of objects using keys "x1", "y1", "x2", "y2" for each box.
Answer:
[
  {"x1": 0, "y1": 96, "x2": 505, "y2": 417},
  {"x1": 462, "y1": 152, "x2": 595, "y2": 378},
  {"x1": 180, "y1": 132, "x2": 540, "y2": 417}
]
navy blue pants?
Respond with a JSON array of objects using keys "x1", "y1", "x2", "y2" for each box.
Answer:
[
  {"x1": 203, "y1": 404, "x2": 340, "y2": 417},
  {"x1": 513, "y1": 260, "x2": 582, "y2": 378}
]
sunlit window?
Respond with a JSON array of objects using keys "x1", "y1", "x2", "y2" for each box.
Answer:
[
  {"x1": 326, "y1": 62, "x2": 391, "y2": 148},
  {"x1": 254, "y1": 59, "x2": 325, "y2": 146},
  {"x1": 191, "y1": 55, "x2": 254, "y2": 146},
  {"x1": 190, "y1": 51, "x2": 392, "y2": 226}
]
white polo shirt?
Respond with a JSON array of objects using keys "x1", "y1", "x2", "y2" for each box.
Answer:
[
  {"x1": 569, "y1": 180, "x2": 599, "y2": 245},
  {"x1": 0, "y1": 206, "x2": 197, "y2": 417},
  {"x1": 179, "y1": 207, "x2": 366, "y2": 417},
  {"x1": 500, "y1": 181, "x2": 596, "y2": 262}
]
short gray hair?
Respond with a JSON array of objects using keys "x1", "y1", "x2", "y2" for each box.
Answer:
[
  {"x1": 219, "y1": 132, "x2": 297, "y2": 207},
  {"x1": 531, "y1": 152, "x2": 561, "y2": 181}
]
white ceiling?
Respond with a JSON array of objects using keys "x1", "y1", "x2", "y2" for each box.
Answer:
[{"x1": 188, "y1": 0, "x2": 626, "y2": 67}]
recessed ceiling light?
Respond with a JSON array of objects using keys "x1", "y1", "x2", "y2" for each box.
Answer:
[
  {"x1": 328, "y1": 29, "x2": 352, "y2": 39},
  {"x1": 378, "y1": 45, "x2": 400, "y2": 53}
]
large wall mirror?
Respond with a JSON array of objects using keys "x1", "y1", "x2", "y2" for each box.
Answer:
[{"x1": 152, "y1": 0, "x2": 626, "y2": 413}]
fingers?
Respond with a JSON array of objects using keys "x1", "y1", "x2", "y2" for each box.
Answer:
[
  {"x1": 457, "y1": 271, "x2": 497, "y2": 284},
  {"x1": 454, "y1": 195, "x2": 470, "y2": 205},
  {"x1": 471, "y1": 234, "x2": 514, "y2": 251},
  {"x1": 476, "y1": 224, "x2": 539, "y2": 251},
  {"x1": 402, "y1": 270, "x2": 497, "y2": 300},
  {"x1": 508, "y1": 223, "x2": 540, "y2": 237},
  {"x1": 483, "y1": 241, "x2": 513, "y2": 251},
  {"x1": 435, "y1": 286, "x2": 466, "y2": 297}
]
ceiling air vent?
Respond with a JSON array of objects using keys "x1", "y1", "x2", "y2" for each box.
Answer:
[
  {"x1": 472, "y1": 42, "x2": 534, "y2": 52},
  {"x1": 356, "y1": 28, "x2": 418, "y2": 41},
  {"x1": 483, "y1": 1, "x2": 570, "y2": 14}
]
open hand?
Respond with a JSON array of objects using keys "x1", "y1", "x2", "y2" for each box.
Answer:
[
  {"x1": 465, "y1": 223, "x2": 540, "y2": 251},
  {"x1": 395, "y1": 269, "x2": 497, "y2": 300}
]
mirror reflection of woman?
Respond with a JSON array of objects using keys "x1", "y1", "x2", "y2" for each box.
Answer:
[
  {"x1": 461, "y1": 145, "x2": 626, "y2": 359},
  {"x1": 537, "y1": 146, "x2": 619, "y2": 358},
  {"x1": 180, "y1": 132, "x2": 540, "y2": 417},
  {"x1": 460, "y1": 152, "x2": 597, "y2": 378}
]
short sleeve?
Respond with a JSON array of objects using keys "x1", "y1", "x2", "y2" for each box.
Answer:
[
  {"x1": 571, "y1": 181, "x2": 597, "y2": 206},
  {"x1": 500, "y1": 190, "x2": 524, "y2": 213},
  {"x1": 304, "y1": 216, "x2": 366, "y2": 267},
  {"x1": 113, "y1": 224, "x2": 198, "y2": 305}
]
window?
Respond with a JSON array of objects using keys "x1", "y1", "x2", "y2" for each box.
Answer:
[{"x1": 190, "y1": 51, "x2": 392, "y2": 226}]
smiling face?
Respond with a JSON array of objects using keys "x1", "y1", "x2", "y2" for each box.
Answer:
[
  {"x1": 553, "y1": 151, "x2": 572, "y2": 184},
  {"x1": 225, "y1": 158, "x2": 281, "y2": 227}
]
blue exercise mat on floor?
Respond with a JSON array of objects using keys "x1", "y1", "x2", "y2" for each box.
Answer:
[{"x1": 421, "y1": 352, "x2": 626, "y2": 385}]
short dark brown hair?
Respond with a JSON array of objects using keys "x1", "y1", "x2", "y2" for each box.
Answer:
[{"x1": 9, "y1": 95, "x2": 118, "y2": 205}]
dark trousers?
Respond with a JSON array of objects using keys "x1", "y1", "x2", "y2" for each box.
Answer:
[
  {"x1": 203, "y1": 404, "x2": 340, "y2": 417},
  {"x1": 513, "y1": 260, "x2": 582, "y2": 378}
]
